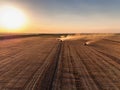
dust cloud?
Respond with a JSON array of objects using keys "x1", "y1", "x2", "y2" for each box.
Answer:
[{"x1": 59, "y1": 34, "x2": 115, "y2": 45}]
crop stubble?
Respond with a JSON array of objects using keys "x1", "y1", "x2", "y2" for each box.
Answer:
[{"x1": 0, "y1": 36, "x2": 120, "y2": 90}]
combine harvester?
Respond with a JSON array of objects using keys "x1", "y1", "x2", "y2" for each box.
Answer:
[{"x1": 84, "y1": 42, "x2": 90, "y2": 46}]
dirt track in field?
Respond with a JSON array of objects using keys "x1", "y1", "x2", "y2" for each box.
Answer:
[{"x1": 0, "y1": 36, "x2": 120, "y2": 90}]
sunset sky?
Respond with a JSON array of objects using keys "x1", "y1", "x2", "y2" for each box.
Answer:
[{"x1": 0, "y1": 0, "x2": 120, "y2": 33}]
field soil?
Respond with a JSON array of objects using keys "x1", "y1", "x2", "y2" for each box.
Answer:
[{"x1": 0, "y1": 35, "x2": 120, "y2": 90}]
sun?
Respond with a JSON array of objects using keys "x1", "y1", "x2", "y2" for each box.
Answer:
[{"x1": 0, "y1": 5, "x2": 27, "y2": 31}]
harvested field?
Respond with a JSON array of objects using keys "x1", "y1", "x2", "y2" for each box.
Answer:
[{"x1": 0, "y1": 35, "x2": 120, "y2": 90}]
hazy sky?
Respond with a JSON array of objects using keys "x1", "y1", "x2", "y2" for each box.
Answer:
[{"x1": 0, "y1": 0, "x2": 120, "y2": 33}]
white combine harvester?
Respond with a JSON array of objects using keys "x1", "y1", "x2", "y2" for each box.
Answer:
[{"x1": 84, "y1": 42, "x2": 90, "y2": 46}]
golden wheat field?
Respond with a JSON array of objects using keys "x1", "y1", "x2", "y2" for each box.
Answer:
[{"x1": 0, "y1": 34, "x2": 120, "y2": 90}]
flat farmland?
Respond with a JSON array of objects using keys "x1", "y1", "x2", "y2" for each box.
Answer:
[{"x1": 0, "y1": 35, "x2": 120, "y2": 90}]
